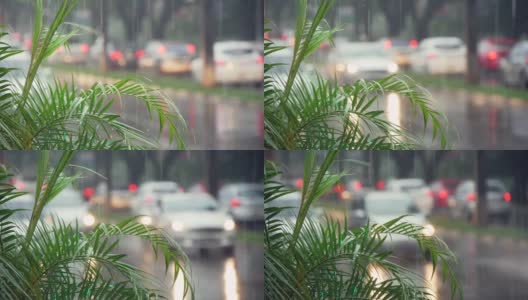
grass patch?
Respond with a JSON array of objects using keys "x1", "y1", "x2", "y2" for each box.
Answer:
[
  {"x1": 48, "y1": 63, "x2": 262, "y2": 102},
  {"x1": 404, "y1": 71, "x2": 528, "y2": 101},
  {"x1": 430, "y1": 216, "x2": 528, "y2": 241}
]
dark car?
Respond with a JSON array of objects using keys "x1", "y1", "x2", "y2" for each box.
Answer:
[{"x1": 430, "y1": 179, "x2": 461, "y2": 209}]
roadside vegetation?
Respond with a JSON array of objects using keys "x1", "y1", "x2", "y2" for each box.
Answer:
[
  {"x1": 264, "y1": 0, "x2": 448, "y2": 150},
  {"x1": 264, "y1": 151, "x2": 463, "y2": 299},
  {"x1": 0, "y1": 151, "x2": 193, "y2": 299},
  {"x1": 0, "y1": 0, "x2": 186, "y2": 150}
]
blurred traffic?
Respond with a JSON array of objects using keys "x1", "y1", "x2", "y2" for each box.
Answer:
[
  {"x1": 270, "y1": 150, "x2": 528, "y2": 300},
  {"x1": 0, "y1": 0, "x2": 264, "y2": 149},
  {"x1": 0, "y1": 151, "x2": 263, "y2": 300},
  {"x1": 265, "y1": 0, "x2": 528, "y2": 149}
]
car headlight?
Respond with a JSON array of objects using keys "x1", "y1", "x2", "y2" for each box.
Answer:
[
  {"x1": 347, "y1": 64, "x2": 359, "y2": 74},
  {"x1": 223, "y1": 219, "x2": 236, "y2": 231},
  {"x1": 387, "y1": 63, "x2": 399, "y2": 74},
  {"x1": 336, "y1": 63, "x2": 346, "y2": 72},
  {"x1": 172, "y1": 221, "x2": 185, "y2": 232},
  {"x1": 422, "y1": 224, "x2": 435, "y2": 236},
  {"x1": 139, "y1": 216, "x2": 152, "y2": 226},
  {"x1": 82, "y1": 214, "x2": 96, "y2": 227}
]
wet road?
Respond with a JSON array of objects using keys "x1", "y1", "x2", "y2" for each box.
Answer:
[
  {"x1": 117, "y1": 228, "x2": 263, "y2": 300},
  {"x1": 400, "y1": 229, "x2": 528, "y2": 300},
  {"x1": 59, "y1": 72, "x2": 263, "y2": 150},
  {"x1": 383, "y1": 88, "x2": 528, "y2": 149}
]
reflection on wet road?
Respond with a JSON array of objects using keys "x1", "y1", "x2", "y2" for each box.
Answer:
[
  {"x1": 402, "y1": 230, "x2": 528, "y2": 300},
  {"x1": 117, "y1": 228, "x2": 263, "y2": 300},
  {"x1": 382, "y1": 89, "x2": 528, "y2": 149}
]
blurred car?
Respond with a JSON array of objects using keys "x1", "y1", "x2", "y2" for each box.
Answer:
[
  {"x1": 379, "y1": 38, "x2": 419, "y2": 69},
  {"x1": 50, "y1": 42, "x2": 91, "y2": 65},
  {"x1": 499, "y1": 40, "x2": 528, "y2": 88},
  {"x1": 88, "y1": 37, "x2": 138, "y2": 70},
  {"x1": 478, "y1": 37, "x2": 515, "y2": 71},
  {"x1": 191, "y1": 40, "x2": 264, "y2": 85},
  {"x1": 449, "y1": 179, "x2": 512, "y2": 223},
  {"x1": 158, "y1": 42, "x2": 197, "y2": 75},
  {"x1": 3, "y1": 193, "x2": 34, "y2": 232},
  {"x1": 160, "y1": 192, "x2": 235, "y2": 252},
  {"x1": 410, "y1": 37, "x2": 467, "y2": 74},
  {"x1": 386, "y1": 178, "x2": 433, "y2": 215},
  {"x1": 43, "y1": 187, "x2": 96, "y2": 231},
  {"x1": 218, "y1": 183, "x2": 264, "y2": 223},
  {"x1": 266, "y1": 47, "x2": 317, "y2": 88},
  {"x1": 0, "y1": 50, "x2": 52, "y2": 93},
  {"x1": 361, "y1": 191, "x2": 435, "y2": 256},
  {"x1": 271, "y1": 191, "x2": 324, "y2": 222},
  {"x1": 133, "y1": 181, "x2": 183, "y2": 213},
  {"x1": 327, "y1": 42, "x2": 399, "y2": 83},
  {"x1": 430, "y1": 179, "x2": 461, "y2": 209},
  {"x1": 89, "y1": 182, "x2": 133, "y2": 210}
]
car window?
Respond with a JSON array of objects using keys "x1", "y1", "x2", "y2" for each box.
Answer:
[
  {"x1": 365, "y1": 193, "x2": 412, "y2": 215},
  {"x1": 163, "y1": 197, "x2": 217, "y2": 211}
]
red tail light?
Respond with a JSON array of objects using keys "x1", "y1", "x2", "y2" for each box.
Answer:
[
  {"x1": 264, "y1": 32, "x2": 270, "y2": 39},
  {"x1": 467, "y1": 192, "x2": 476, "y2": 202},
  {"x1": 410, "y1": 39, "x2": 418, "y2": 48},
  {"x1": 280, "y1": 33, "x2": 287, "y2": 41},
  {"x1": 487, "y1": 51, "x2": 498, "y2": 61},
  {"x1": 215, "y1": 60, "x2": 226, "y2": 66},
  {"x1": 186, "y1": 43, "x2": 196, "y2": 55},
  {"x1": 135, "y1": 49, "x2": 145, "y2": 59},
  {"x1": 438, "y1": 189, "x2": 449, "y2": 200},
  {"x1": 376, "y1": 180, "x2": 385, "y2": 190},
  {"x1": 257, "y1": 55, "x2": 264, "y2": 64},
  {"x1": 110, "y1": 50, "x2": 123, "y2": 61},
  {"x1": 230, "y1": 198, "x2": 241, "y2": 207},
  {"x1": 128, "y1": 183, "x2": 138, "y2": 193},
  {"x1": 80, "y1": 43, "x2": 90, "y2": 54},
  {"x1": 145, "y1": 195, "x2": 154, "y2": 204},
  {"x1": 333, "y1": 184, "x2": 345, "y2": 193},
  {"x1": 353, "y1": 180, "x2": 362, "y2": 191},
  {"x1": 158, "y1": 45, "x2": 167, "y2": 55},
  {"x1": 294, "y1": 178, "x2": 304, "y2": 189},
  {"x1": 526, "y1": 55, "x2": 528, "y2": 65},
  {"x1": 503, "y1": 192, "x2": 512, "y2": 202},
  {"x1": 384, "y1": 40, "x2": 392, "y2": 49},
  {"x1": 83, "y1": 187, "x2": 95, "y2": 199}
]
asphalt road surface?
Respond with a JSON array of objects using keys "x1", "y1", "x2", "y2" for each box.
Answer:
[
  {"x1": 381, "y1": 88, "x2": 528, "y2": 149},
  {"x1": 401, "y1": 229, "x2": 528, "y2": 300},
  {"x1": 116, "y1": 228, "x2": 263, "y2": 300}
]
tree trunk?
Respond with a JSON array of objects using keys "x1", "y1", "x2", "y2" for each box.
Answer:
[
  {"x1": 465, "y1": 0, "x2": 480, "y2": 84},
  {"x1": 200, "y1": 0, "x2": 216, "y2": 87},
  {"x1": 206, "y1": 151, "x2": 219, "y2": 198},
  {"x1": 99, "y1": 0, "x2": 109, "y2": 72},
  {"x1": 475, "y1": 151, "x2": 487, "y2": 226}
]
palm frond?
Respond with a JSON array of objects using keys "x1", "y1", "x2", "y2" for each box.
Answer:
[
  {"x1": 264, "y1": 0, "x2": 448, "y2": 150},
  {"x1": 264, "y1": 152, "x2": 463, "y2": 299}
]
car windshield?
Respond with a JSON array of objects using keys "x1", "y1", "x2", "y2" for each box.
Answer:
[
  {"x1": 238, "y1": 187, "x2": 264, "y2": 200},
  {"x1": 434, "y1": 41, "x2": 463, "y2": 50},
  {"x1": 340, "y1": 46, "x2": 385, "y2": 58},
  {"x1": 222, "y1": 48, "x2": 255, "y2": 56},
  {"x1": 164, "y1": 196, "x2": 218, "y2": 211},
  {"x1": 167, "y1": 44, "x2": 189, "y2": 55},
  {"x1": 366, "y1": 194, "x2": 412, "y2": 215}
]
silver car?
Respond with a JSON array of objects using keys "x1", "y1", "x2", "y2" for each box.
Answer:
[
  {"x1": 218, "y1": 183, "x2": 264, "y2": 223},
  {"x1": 160, "y1": 192, "x2": 235, "y2": 252},
  {"x1": 43, "y1": 187, "x2": 96, "y2": 231},
  {"x1": 499, "y1": 40, "x2": 528, "y2": 88},
  {"x1": 449, "y1": 179, "x2": 512, "y2": 223}
]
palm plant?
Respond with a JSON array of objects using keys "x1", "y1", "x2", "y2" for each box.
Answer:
[
  {"x1": 0, "y1": 151, "x2": 193, "y2": 299},
  {"x1": 0, "y1": 0, "x2": 185, "y2": 150},
  {"x1": 264, "y1": 0, "x2": 447, "y2": 149},
  {"x1": 264, "y1": 151, "x2": 463, "y2": 299}
]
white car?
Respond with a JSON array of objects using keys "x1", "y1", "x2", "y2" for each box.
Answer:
[
  {"x1": 327, "y1": 42, "x2": 399, "y2": 83},
  {"x1": 134, "y1": 181, "x2": 183, "y2": 213},
  {"x1": 363, "y1": 191, "x2": 435, "y2": 256},
  {"x1": 191, "y1": 40, "x2": 264, "y2": 85},
  {"x1": 386, "y1": 178, "x2": 433, "y2": 215},
  {"x1": 160, "y1": 192, "x2": 235, "y2": 252},
  {"x1": 43, "y1": 187, "x2": 96, "y2": 231},
  {"x1": 410, "y1": 37, "x2": 467, "y2": 74}
]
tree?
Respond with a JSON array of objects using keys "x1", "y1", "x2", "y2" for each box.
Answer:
[
  {"x1": 0, "y1": 151, "x2": 193, "y2": 298},
  {"x1": 410, "y1": 0, "x2": 450, "y2": 40},
  {"x1": 465, "y1": 0, "x2": 480, "y2": 84},
  {"x1": 112, "y1": 0, "x2": 148, "y2": 43},
  {"x1": 148, "y1": 0, "x2": 186, "y2": 40},
  {"x1": 200, "y1": 0, "x2": 215, "y2": 87},
  {"x1": 264, "y1": 151, "x2": 462, "y2": 299}
]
